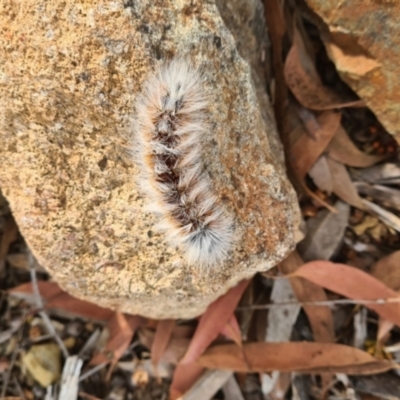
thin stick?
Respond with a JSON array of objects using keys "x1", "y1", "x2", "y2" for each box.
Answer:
[
  {"x1": 78, "y1": 329, "x2": 101, "y2": 360},
  {"x1": 236, "y1": 296, "x2": 400, "y2": 310},
  {"x1": 29, "y1": 252, "x2": 69, "y2": 359},
  {"x1": 79, "y1": 362, "x2": 108, "y2": 382}
]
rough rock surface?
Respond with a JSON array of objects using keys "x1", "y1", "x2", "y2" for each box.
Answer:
[
  {"x1": 0, "y1": 0, "x2": 300, "y2": 318},
  {"x1": 304, "y1": 0, "x2": 400, "y2": 143}
]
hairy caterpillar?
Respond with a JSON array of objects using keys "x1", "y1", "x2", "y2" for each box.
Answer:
[{"x1": 134, "y1": 58, "x2": 233, "y2": 268}]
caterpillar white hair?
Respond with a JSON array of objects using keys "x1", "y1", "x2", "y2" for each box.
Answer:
[{"x1": 134, "y1": 58, "x2": 233, "y2": 268}]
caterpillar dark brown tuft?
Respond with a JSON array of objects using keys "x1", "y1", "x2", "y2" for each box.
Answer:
[{"x1": 134, "y1": 59, "x2": 233, "y2": 269}]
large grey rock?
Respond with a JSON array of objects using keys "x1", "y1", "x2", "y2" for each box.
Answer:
[{"x1": 0, "y1": 0, "x2": 300, "y2": 318}]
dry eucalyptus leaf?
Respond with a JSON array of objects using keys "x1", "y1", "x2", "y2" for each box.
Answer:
[
  {"x1": 327, "y1": 126, "x2": 386, "y2": 168},
  {"x1": 327, "y1": 157, "x2": 365, "y2": 209},
  {"x1": 151, "y1": 320, "x2": 175, "y2": 369},
  {"x1": 198, "y1": 342, "x2": 393, "y2": 374},
  {"x1": 308, "y1": 155, "x2": 333, "y2": 194},
  {"x1": 138, "y1": 329, "x2": 190, "y2": 365},
  {"x1": 293, "y1": 261, "x2": 400, "y2": 327},
  {"x1": 284, "y1": 26, "x2": 363, "y2": 110},
  {"x1": 371, "y1": 251, "x2": 400, "y2": 291},
  {"x1": 289, "y1": 111, "x2": 341, "y2": 177},
  {"x1": 180, "y1": 280, "x2": 249, "y2": 365},
  {"x1": 22, "y1": 343, "x2": 61, "y2": 387},
  {"x1": 298, "y1": 200, "x2": 350, "y2": 262},
  {"x1": 279, "y1": 251, "x2": 335, "y2": 345}
]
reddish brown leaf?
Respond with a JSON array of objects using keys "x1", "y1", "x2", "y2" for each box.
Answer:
[
  {"x1": 172, "y1": 325, "x2": 195, "y2": 338},
  {"x1": 281, "y1": 251, "x2": 336, "y2": 390},
  {"x1": 90, "y1": 313, "x2": 138, "y2": 365},
  {"x1": 0, "y1": 216, "x2": 18, "y2": 271},
  {"x1": 284, "y1": 26, "x2": 364, "y2": 110},
  {"x1": 198, "y1": 342, "x2": 394, "y2": 375},
  {"x1": 9, "y1": 281, "x2": 114, "y2": 322},
  {"x1": 10, "y1": 281, "x2": 61, "y2": 301},
  {"x1": 180, "y1": 280, "x2": 250, "y2": 365},
  {"x1": 170, "y1": 363, "x2": 204, "y2": 400},
  {"x1": 279, "y1": 251, "x2": 335, "y2": 343},
  {"x1": 220, "y1": 314, "x2": 242, "y2": 347},
  {"x1": 139, "y1": 328, "x2": 190, "y2": 365},
  {"x1": 370, "y1": 251, "x2": 400, "y2": 291},
  {"x1": 327, "y1": 126, "x2": 386, "y2": 167},
  {"x1": 125, "y1": 314, "x2": 147, "y2": 331},
  {"x1": 151, "y1": 319, "x2": 175, "y2": 369},
  {"x1": 377, "y1": 318, "x2": 394, "y2": 343},
  {"x1": 289, "y1": 110, "x2": 341, "y2": 177},
  {"x1": 146, "y1": 319, "x2": 159, "y2": 330},
  {"x1": 292, "y1": 261, "x2": 400, "y2": 327},
  {"x1": 373, "y1": 251, "x2": 400, "y2": 344},
  {"x1": 46, "y1": 292, "x2": 115, "y2": 322}
]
